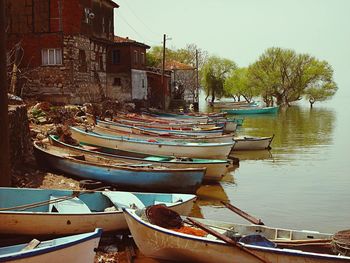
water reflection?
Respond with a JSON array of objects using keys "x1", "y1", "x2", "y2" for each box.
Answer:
[
  {"x1": 231, "y1": 150, "x2": 273, "y2": 161},
  {"x1": 231, "y1": 105, "x2": 336, "y2": 159}
]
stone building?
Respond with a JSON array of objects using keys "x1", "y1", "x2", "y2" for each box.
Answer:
[{"x1": 6, "y1": 0, "x2": 118, "y2": 104}]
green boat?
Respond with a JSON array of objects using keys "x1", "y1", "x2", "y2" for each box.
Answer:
[{"x1": 222, "y1": 106, "x2": 279, "y2": 115}]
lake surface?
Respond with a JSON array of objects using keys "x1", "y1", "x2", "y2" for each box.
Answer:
[
  {"x1": 134, "y1": 95, "x2": 349, "y2": 262},
  {"x1": 193, "y1": 95, "x2": 350, "y2": 234}
]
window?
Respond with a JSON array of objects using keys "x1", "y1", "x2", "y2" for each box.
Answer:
[
  {"x1": 113, "y1": 78, "x2": 121, "y2": 86},
  {"x1": 98, "y1": 55, "x2": 104, "y2": 71},
  {"x1": 42, "y1": 48, "x2": 62, "y2": 65},
  {"x1": 134, "y1": 50, "x2": 138, "y2": 64},
  {"x1": 79, "y1": 50, "x2": 87, "y2": 72},
  {"x1": 102, "y1": 17, "x2": 105, "y2": 33},
  {"x1": 112, "y1": 50, "x2": 120, "y2": 64},
  {"x1": 140, "y1": 52, "x2": 145, "y2": 65}
]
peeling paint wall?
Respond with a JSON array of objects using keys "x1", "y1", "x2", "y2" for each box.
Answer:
[{"x1": 131, "y1": 69, "x2": 148, "y2": 100}]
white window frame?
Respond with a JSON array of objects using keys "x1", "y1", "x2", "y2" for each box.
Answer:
[{"x1": 42, "y1": 48, "x2": 62, "y2": 66}]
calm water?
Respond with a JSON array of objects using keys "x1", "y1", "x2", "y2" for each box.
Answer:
[{"x1": 193, "y1": 95, "x2": 350, "y2": 233}]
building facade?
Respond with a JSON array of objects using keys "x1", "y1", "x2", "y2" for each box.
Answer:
[{"x1": 6, "y1": 0, "x2": 118, "y2": 104}]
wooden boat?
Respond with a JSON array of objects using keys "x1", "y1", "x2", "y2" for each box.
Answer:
[
  {"x1": 33, "y1": 140, "x2": 205, "y2": 194},
  {"x1": 124, "y1": 209, "x2": 348, "y2": 263},
  {"x1": 109, "y1": 118, "x2": 223, "y2": 132},
  {"x1": 212, "y1": 101, "x2": 258, "y2": 109},
  {"x1": 70, "y1": 126, "x2": 234, "y2": 159},
  {"x1": 114, "y1": 114, "x2": 237, "y2": 133},
  {"x1": 222, "y1": 106, "x2": 279, "y2": 115},
  {"x1": 0, "y1": 228, "x2": 102, "y2": 263},
  {"x1": 50, "y1": 135, "x2": 230, "y2": 182},
  {"x1": 97, "y1": 119, "x2": 225, "y2": 136},
  {"x1": 0, "y1": 187, "x2": 196, "y2": 235},
  {"x1": 232, "y1": 135, "x2": 274, "y2": 151},
  {"x1": 93, "y1": 124, "x2": 235, "y2": 144}
]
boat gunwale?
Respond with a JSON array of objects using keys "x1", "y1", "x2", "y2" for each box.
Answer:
[{"x1": 0, "y1": 228, "x2": 102, "y2": 262}]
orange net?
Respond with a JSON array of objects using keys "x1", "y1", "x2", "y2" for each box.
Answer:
[{"x1": 172, "y1": 226, "x2": 207, "y2": 237}]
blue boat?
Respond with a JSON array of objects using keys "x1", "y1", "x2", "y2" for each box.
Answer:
[
  {"x1": 0, "y1": 187, "x2": 196, "y2": 235},
  {"x1": 33, "y1": 141, "x2": 205, "y2": 194},
  {"x1": 0, "y1": 228, "x2": 102, "y2": 263},
  {"x1": 222, "y1": 106, "x2": 279, "y2": 115},
  {"x1": 49, "y1": 135, "x2": 230, "y2": 182}
]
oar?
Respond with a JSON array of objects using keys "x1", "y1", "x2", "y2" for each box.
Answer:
[
  {"x1": 186, "y1": 217, "x2": 270, "y2": 263},
  {"x1": 221, "y1": 201, "x2": 265, "y2": 225},
  {"x1": 0, "y1": 186, "x2": 108, "y2": 212}
]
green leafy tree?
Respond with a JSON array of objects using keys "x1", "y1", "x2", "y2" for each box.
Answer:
[
  {"x1": 202, "y1": 56, "x2": 237, "y2": 103},
  {"x1": 305, "y1": 83, "x2": 338, "y2": 108},
  {"x1": 224, "y1": 67, "x2": 259, "y2": 102},
  {"x1": 248, "y1": 47, "x2": 337, "y2": 106}
]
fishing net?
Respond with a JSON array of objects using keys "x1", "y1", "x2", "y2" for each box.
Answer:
[
  {"x1": 332, "y1": 229, "x2": 350, "y2": 256},
  {"x1": 145, "y1": 204, "x2": 183, "y2": 229}
]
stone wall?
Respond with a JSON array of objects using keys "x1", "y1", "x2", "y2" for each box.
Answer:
[
  {"x1": 23, "y1": 34, "x2": 108, "y2": 104},
  {"x1": 8, "y1": 105, "x2": 31, "y2": 168}
]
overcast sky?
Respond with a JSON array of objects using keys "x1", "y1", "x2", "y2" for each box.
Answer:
[{"x1": 114, "y1": 0, "x2": 350, "y2": 98}]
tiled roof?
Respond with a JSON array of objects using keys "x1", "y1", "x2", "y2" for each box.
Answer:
[
  {"x1": 165, "y1": 60, "x2": 195, "y2": 70},
  {"x1": 114, "y1": 36, "x2": 150, "y2": 49}
]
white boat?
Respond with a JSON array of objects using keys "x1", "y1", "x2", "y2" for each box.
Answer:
[
  {"x1": 50, "y1": 135, "x2": 230, "y2": 182},
  {"x1": 124, "y1": 209, "x2": 348, "y2": 263},
  {"x1": 70, "y1": 126, "x2": 234, "y2": 159},
  {"x1": 232, "y1": 136, "x2": 274, "y2": 151},
  {"x1": 0, "y1": 228, "x2": 101, "y2": 263},
  {"x1": 93, "y1": 124, "x2": 235, "y2": 144},
  {"x1": 0, "y1": 187, "x2": 195, "y2": 235}
]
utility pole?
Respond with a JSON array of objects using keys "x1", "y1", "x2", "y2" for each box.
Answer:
[
  {"x1": 161, "y1": 34, "x2": 166, "y2": 85},
  {"x1": 0, "y1": 0, "x2": 11, "y2": 186},
  {"x1": 195, "y1": 49, "x2": 199, "y2": 104}
]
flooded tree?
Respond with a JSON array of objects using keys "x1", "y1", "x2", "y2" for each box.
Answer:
[
  {"x1": 201, "y1": 56, "x2": 236, "y2": 103},
  {"x1": 224, "y1": 67, "x2": 260, "y2": 103},
  {"x1": 247, "y1": 47, "x2": 337, "y2": 106}
]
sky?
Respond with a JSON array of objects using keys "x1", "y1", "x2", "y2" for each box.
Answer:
[{"x1": 113, "y1": 0, "x2": 350, "y2": 98}]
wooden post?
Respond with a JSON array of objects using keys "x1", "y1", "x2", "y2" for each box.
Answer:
[{"x1": 0, "y1": 1, "x2": 11, "y2": 186}]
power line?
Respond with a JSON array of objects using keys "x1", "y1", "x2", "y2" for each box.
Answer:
[
  {"x1": 119, "y1": 0, "x2": 159, "y2": 38},
  {"x1": 117, "y1": 12, "x2": 159, "y2": 46}
]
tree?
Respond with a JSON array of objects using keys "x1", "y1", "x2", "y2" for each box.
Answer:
[
  {"x1": 224, "y1": 67, "x2": 259, "y2": 102},
  {"x1": 305, "y1": 83, "x2": 337, "y2": 108},
  {"x1": 248, "y1": 47, "x2": 337, "y2": 106},
  {"x1": 201, "y1": 56, "x2": 236, "y2": 103}
]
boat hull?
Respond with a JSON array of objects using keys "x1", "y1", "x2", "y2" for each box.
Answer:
[
  {"x1": 124, "y1": 210, "x2": 348, "y2": 263},
  {"x1": 0, "y1": 229, "x2": 101, "y2": 263},
  {"x1": 232, "y1": 136, "x2": 273, "y2": 151},
  {"x1": 70, "y1": 127, "x2": 234, "y2": 159},
  {"x1": 0, "y1": 188, "x2": 195, "y2": 235},
  {"x1": 49, "y1": 136, "x2": 229, "y2": 182},
  {"x1": 33, "y1": 143, "x2": 204, "y2": 194},
  {"x1": 223, "y1": 106, "x2": 279, "y2": 115},
  {"x1": 93, "y1": 125, "x2": 235, "y2": 144},
  {"x1": 97, "y1": 119, "x2": 224, "y2": 136}
]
